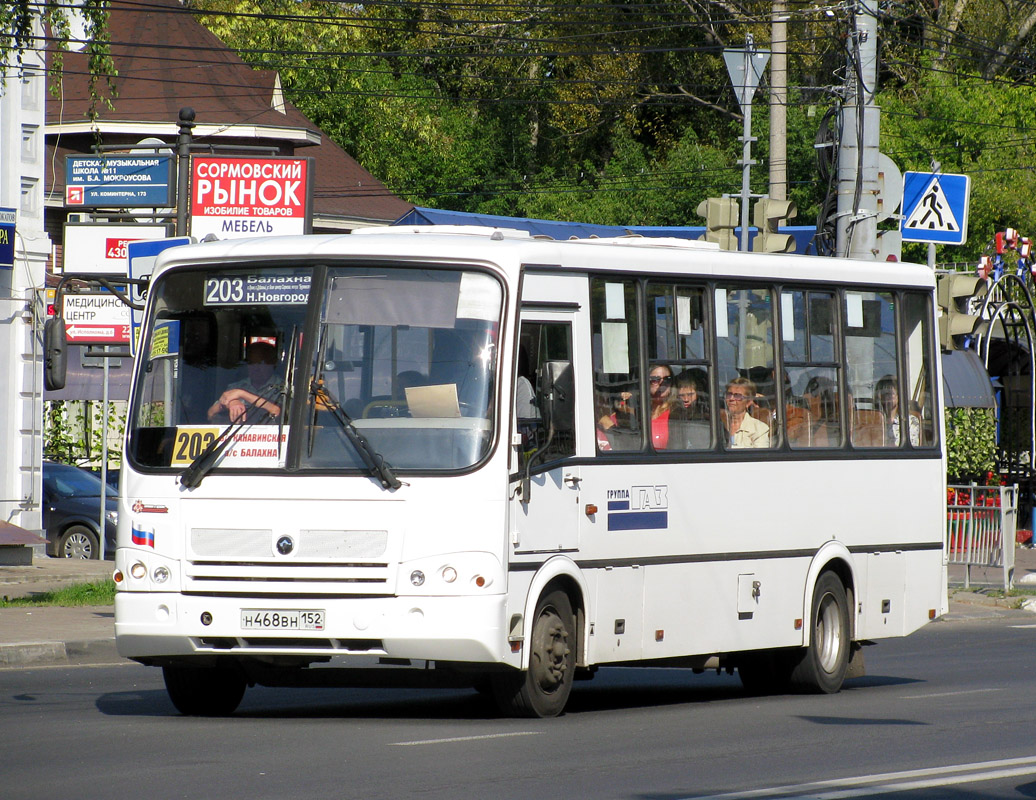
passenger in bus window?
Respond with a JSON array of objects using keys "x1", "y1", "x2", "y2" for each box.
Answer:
[
  {"x1": 596, "y1": 389, "x2": 637, "y2": 451},
  {"x1": 670, "y1": 370, "x2": 710, "y2": 449},
  {"x1": 875, "y1": 375, "x2": 920, "y2": 446},
  {"x1": 648, "y1": 364, "x2": 675, "y2": 449},
  {"x1": 207, "y1": 341, "x2": 283, "y2": 423},
  {"x1": 804, "y1": 375, "x2": 840, "y2": 447},
  {"x1": 724, "y1": 377, "x2": 770, "y2": 448}
]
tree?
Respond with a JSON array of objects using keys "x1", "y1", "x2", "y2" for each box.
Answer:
[{"x1": 2, "y1": 1, "x2": 115, "y2": 114}]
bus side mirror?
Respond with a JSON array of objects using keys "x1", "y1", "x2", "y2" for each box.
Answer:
[
  {"x1": 538, "y1": 360, "x2": 574, "y2": 431},
  {"x1": 44, "y1": 317, "x2": 68, "y2": 391}
]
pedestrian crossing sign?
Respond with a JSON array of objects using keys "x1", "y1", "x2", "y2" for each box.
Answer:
[{"x1": 900, "y1": 171, "x2": 970, "y2": 245}]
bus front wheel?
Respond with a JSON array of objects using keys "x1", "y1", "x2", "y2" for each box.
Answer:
[
  {"x1": 492, "y1": 590, "x2": 575, "y2": 718},
  {"x1": 790, "y1": 571, "x2": 850, "y2": 693},
  {"x1": 163, "y1": 663, "x2": 246, "y2": 716}
]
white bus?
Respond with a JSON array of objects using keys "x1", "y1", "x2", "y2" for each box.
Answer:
[{"x1": 114, "y1": 227, "x2": 947, "y2": 717}]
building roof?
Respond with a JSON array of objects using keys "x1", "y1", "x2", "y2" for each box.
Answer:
[{"x1": 45, "y1": 0, "x2": 411, "y2": 228}]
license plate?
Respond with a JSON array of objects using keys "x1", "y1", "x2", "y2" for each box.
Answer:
[{"x1": 240, "y1": 609, "x2": 325, "y2": 631}]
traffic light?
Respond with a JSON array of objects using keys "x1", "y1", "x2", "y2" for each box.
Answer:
[
  {"x1": 696, "y1": 197, "x2": 739, "y2": 251},
  {"x1": 752, "y1": 198, "x2": 797, "y2": 253},
  {"x1": 936, "y1": 273, "x2": 988, "y2": 351}
]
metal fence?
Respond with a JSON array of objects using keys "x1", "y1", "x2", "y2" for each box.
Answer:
[{"x1": 946, "y1": 484, "x2": 1018, "y2": 590}]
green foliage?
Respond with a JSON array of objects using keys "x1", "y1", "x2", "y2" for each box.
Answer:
[
  {"x1": 44, "y1": 401, "x2": 124, "y2": 468},
  {"x1": 2, "y1": 1, "x2": 116, "y2": 113},
  {"x1": 880, "y1": 71, "x2": 1036, "y2": 263},
  {"x1": 0, "y1": 580, "x2": 116, "y2": 608},
  {"x1": 945, "y1": 407, "x2": 997, "y2": 481}
]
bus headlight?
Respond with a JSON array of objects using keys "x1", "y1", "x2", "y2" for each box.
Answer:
[
  {"x1": 130, "y1": 562, "x2": 147, "y2": 580},
  {"x1": 410, "y1": 570, "x2": 426, "y2": 587},
  {"x1": 152, "y1": 565, "x2": 170, "y2": 584},
  {"x1": 441, "y1": 566, "x2": 458, "y2": 583}
]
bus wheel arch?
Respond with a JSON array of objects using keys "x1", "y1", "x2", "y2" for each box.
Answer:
[
  {"x1": 519, "y1": 559, "x2": 587, "y2": 670},
  {"x1": 493, "y1": 586, "x2": 578, "y2": 718}
]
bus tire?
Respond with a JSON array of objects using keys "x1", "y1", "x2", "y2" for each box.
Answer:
[
  {"x1": 163, "y1": 663, "x2": 246, "y2": 716},
  {"x1": 790, "y1": 571, "x2": 850, "y2": 694},
  {"x1": 491, "y1": 590, "x2": 575, "y2": 718}
]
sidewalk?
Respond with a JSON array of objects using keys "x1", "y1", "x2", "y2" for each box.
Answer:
[
  {"x1": 0, "y1": 551, "x2": 1033, "y2": 669},
  {"x1": 0, "y1": 558, "x2": 116, "y2": 667}
]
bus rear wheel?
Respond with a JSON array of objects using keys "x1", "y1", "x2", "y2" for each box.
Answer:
[
  {"x1": 163, "y1": 663, "x2": 246, "y2": 716},
  {"x1": 492, "y1": 590, "x2": 575, "y2": 718},
  {"x1": 790, "y1": 571, "x2": 850, "y2": 693}
]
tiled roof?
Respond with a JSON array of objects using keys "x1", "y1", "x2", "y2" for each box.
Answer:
[{"x1": 46, "y1": 0, "x2": 411, "y2": 225}]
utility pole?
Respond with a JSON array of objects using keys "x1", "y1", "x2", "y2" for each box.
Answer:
[
  {"x1": 175, "y1": 107, "x2": 195, "y2": 237},
  {"x1": 769, "y1": 0, "x2": 788, "y2": 202},
  {"x1": 836, "y1": 0, "x2": 881, "y2": 259}
]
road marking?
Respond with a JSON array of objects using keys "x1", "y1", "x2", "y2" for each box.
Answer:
[
  {"x1": 390, "y1": 731, "x2": 541, "y2": 747},
  {"x1": 900, "y1": 687, "x2": 1001, "y2": 699},
  {"x1": 680, "y1": 756, "x2": 1036, "y2": 799},
  {"x1": 1010, "y1": 623, "x2": 1036, "y2": 628}
]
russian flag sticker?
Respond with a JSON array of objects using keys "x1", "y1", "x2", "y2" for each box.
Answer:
[{"x1": 131, "y1": 526, "x2": 155, "y2": 548}]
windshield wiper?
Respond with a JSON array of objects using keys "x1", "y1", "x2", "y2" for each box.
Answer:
[
  {"x1": 277, "y1": 326, "x2": 299, "y2": 467},
  {"x1": 180, "y1": 381, "x2": 284, "y2": 489},
  {"x1": 309, "y1": 379, "x2": 402, "y2": 490}
]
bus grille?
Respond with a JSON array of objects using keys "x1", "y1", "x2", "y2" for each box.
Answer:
[{"x1": 184, "y1": 527, "x2": 395, "y2": 595}]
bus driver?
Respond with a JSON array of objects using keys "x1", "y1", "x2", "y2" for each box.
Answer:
[{"x1": 207, "y1": 341, "x2": 283, "y2": 423}]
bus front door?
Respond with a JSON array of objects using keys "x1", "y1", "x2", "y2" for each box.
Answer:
[{"x1": 510, "y1": 318, "x2": 579, "y2": 554}]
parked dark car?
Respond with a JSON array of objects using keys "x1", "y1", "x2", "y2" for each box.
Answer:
[
  {"x1": 42, "y1": 461, "x2": 117, "y2": 559},
  {"x1": 87, "y1": 467, "x2": 120, "y2": 489}
]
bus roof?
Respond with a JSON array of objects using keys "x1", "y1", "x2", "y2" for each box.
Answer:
[{"x1": 153, "y1": 228, "x2": 935, "y2": 289}]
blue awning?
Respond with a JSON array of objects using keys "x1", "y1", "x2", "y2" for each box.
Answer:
[{"x1": 393, "y1": 207, "x2": 818, "y2": 254}]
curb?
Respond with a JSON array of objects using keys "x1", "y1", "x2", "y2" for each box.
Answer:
[{"x1": 0, "y1": 637, "x2": 118, "y2": 668}]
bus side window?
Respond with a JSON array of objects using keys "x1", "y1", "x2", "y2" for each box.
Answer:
[
  {"x1": 591, "y1": 278, "x2": 642, "y2": 452},
  {"x1": 844, "y1": 291, "x2": 900, "y2": 448},
  {"x1": 716, "y1": 286, "x2": 776, "y2": 449},
  {"x1": 782, "y1": 290, "x2": 843, "y2": 449},
  {"x1": 903, "y1": 292, "x2": 937, "y2": 448},
  {"x1": 645, "y1": 281, "x2": 712, "y2": 451}
]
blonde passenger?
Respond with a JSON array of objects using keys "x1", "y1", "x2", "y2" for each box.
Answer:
[{"x1": 724, "y1": 377, "x2": 770, "y2": 448}]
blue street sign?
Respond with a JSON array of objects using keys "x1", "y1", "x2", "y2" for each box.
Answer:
[
  {"x1": 901, "y1": 171, "x2": 970, "y2": 245},
  {"x1": 127, "y1": 237, "x2": 192, "y2": 355},
  {"x1": 0, "y1": 208, "x2": 14, "y2": 269},
  {"x1": 65, "y1": 155, "x2": 175, "y2": 209}
]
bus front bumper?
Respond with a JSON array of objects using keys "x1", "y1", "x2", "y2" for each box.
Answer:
[{"x1": 115, "y1": 591, "x2": 511, "y2": 665}]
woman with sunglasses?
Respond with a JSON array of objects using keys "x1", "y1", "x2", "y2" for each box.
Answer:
[
  {"x1": 648, "y1": 364, "x2": 676, "y2": 449},
  {"x1": 724, "y1": 376, "x2": 770, "y2": 448}
]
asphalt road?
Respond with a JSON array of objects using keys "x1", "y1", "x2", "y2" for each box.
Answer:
[{"x1": 2, "y1": 611, "x2": 1034, "y2": 800}]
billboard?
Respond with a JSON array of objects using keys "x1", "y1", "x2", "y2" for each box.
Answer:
[
  {"x1": 0, "y1": 207, "x2": 14, "y2": 269},
  {"x1": 65, "y1": 155, "x2": 175, "y2": 208},
  {"x1": 62, "y1": 223, "x2": 174, "y2": 275},
  {"x1": 62, "y1": 291, "x2": 131, "y2": 345},
  {"x1": 190, "y1": 156, "x2": 313, "y2": 240}
]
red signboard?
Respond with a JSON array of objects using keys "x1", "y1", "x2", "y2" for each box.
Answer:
[{"x1": 189, "y1": 156, "x2": 313, "y2": 240}]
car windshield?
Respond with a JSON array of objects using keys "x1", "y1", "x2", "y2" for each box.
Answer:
[
  {"x1": 128, "y1": 262, "x2": 502, "y2": 475},
  {"x1": 46, "y1": 466, "x2": 116, "y2": 498}
]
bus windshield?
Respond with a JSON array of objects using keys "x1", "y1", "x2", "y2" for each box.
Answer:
[{"x1": 128, "y1": 263, "x2": 502, "y2": 475}]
